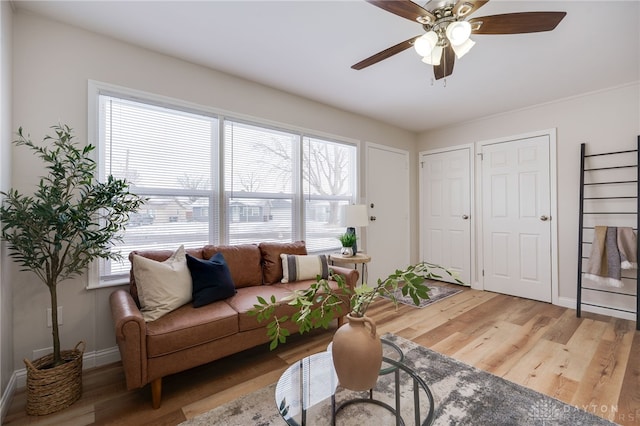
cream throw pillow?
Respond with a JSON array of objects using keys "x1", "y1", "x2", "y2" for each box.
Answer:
[{"x1": 133, "y1": 245, "x2": 192, "y2": 322}]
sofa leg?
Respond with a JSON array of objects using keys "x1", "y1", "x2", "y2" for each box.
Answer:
[{"x1": 151, "y1": 378, "x2": 162, "y2": 409}]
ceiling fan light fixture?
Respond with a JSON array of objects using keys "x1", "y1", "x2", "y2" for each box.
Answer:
[
  {"x1": 414, "y1": 31, "x2": 439, "y2": 57},
  {"x1": 353, "y1": 2, "x2": 567, "y2": 80},
  {"x1": 451, "y1": 38, "x2": 475, "y2": 59},
  {"x1": 446, "y1": 21, "x2": 472, "y2": 46},
  {"x1": 422, "y1": 44, "x2": 443, "y2": 66}
]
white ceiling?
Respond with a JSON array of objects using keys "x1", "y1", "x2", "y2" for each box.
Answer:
[{"x1": 12, "y1": 0, "x2": 640, "y2": 133}]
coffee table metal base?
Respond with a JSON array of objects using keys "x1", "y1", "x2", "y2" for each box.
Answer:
[
  {"x1": 331, "y1": 357, "x2": 435, "y2": 426},
  {"x1": 276, "y1": 341, "x2": 435, "y2": 426}
]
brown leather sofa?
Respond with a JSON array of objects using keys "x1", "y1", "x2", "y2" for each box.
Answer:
[{"x1": 109, "y1": 241, "x2": 358, "y2": 408}]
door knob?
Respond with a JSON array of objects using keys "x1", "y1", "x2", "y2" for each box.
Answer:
[
  {"x1": 370, "y1": 216, "x2": 377, "y2": 221},
  {"x1": 540, "y1": 215, "x2": 549, "y2": 221},
  {"x1": 462, "y1": 214, "x2": 469, "y2": 220}
]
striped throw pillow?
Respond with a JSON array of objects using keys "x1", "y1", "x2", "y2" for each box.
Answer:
[{"x1": 280, "y1": 254, "x2": 329, "y2": 283}]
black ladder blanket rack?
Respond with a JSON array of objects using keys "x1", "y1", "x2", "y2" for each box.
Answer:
[{"x1": 576, "y1": 136, "x2": 640, "y2": 330}]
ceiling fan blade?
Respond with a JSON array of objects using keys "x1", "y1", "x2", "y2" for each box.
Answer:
[
  {"x1": 352, "y1": 36, "x2": 420, "y2": 70},
  {"x1": 434, "y1": 44, "x2": 455, "y2": 80},
  {"x1": 366, "y1": 0, "x2": 436, "y2": 24},
  {"x1": 453, "y1": 0, "x2": 489, "y2": 18},
  {"x1": 469, "y1": 11, "x2": 567, "y2": 34}
]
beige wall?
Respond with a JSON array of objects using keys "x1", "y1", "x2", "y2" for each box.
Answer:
[
  {"x1": 1, "y1": 0, "x2": 14, "y2": 404},
  {"x1": 9, "y1": 10, "x2": 418, "y2": 370},
  {"x1": 418, "y1": 83, "x2": 640, "y2": 305}
]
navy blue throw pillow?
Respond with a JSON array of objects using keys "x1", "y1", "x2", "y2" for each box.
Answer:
[{"x1": 186, "y1": 253, "x2": 237, "y2": 308}]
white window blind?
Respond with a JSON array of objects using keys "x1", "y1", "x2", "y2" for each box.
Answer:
[
  {"x1": 92, "y1": 85, "x2": 358, "y2": 287},
  {"x1": 224, "y1": 120, "x2": 298, "y2": 245},
  {"x1": 98, "y1": 95, "x2": 219, "y2": 285},
  {"x1": 303, "y1": 136, "x2": 357, "y2": 252}
]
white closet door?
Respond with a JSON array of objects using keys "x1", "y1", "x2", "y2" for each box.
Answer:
[
  {"x1": 421, "y1": 148, "x2": 472, "y2": 285},
  {"x1": 481, "y1": 135, "x2": 552, "y2": 302}
]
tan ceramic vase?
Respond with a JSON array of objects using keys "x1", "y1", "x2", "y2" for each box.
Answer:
[{"x1": 331, "y1": 313, "x2": 383, "y2": 391}]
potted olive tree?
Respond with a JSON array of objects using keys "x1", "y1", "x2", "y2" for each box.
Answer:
[{"x1": 0, "y1": 124, "x2": 145, "y2": 415}]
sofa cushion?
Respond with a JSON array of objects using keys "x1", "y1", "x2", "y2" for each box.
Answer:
[
  {"x1": 186, "y1": 253, "x2": 237, "y2": 307},
  {"x1": 129, "y1": 247, "x2": 204, "y2": 307},
  {"x1": 280, "y1": 254, "x2": 329, "y2": 283},
  {"x1": 145, "y1": 301, "x2": 239, "y2": 358},
  {"x1": 225, "y1": 285, "x2": 298, "y2": 332},
  {"x1": 259, "y1": 241, "x2": 307, "y2": 284},
  {"x1": 281, "y1": 278, "x2": 344, "y2": 293},
  {"x1": 132, "y1": 245, "x2": 193, "y2": 322},
  {"x1": 203, "y1": 244, "x2": 262, "y2": 288}
]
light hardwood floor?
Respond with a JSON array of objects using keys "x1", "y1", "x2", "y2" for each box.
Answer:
[{"x1": 4, "y1": 286, "x2": 639, "y2": 425}]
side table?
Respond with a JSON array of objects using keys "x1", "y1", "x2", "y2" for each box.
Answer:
[{"x1": 329, "y1": 253, "x2": 371, "y2": 285}]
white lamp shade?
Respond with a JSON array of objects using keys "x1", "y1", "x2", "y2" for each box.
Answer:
[
  {"x1": 414, "y1": 31, "x2": 438, "y2": 57},
  {"x1": 422, "y1": 44, "x2": 443, "y2": 66},
  {"x1": 344, "y1": 204, "x2": 369, "y2": 227},
  {"x1": 446, "y1": 21, "x2": 472, "y2": 46},
  {"x1": 451, "y1": 38, "x2": 475, "y2": 59}
]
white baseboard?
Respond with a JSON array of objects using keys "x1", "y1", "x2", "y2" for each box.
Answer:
[
  {"x1": 83, "y1": 346, "x2": 122, "y2": 370},
  {"x1": 0, "y1": 346, "x2": 120, "y2": 423},
  {"x1": 0, "y1": 369, "x2": 18, "y2": 422},
  {"x1": 557, "y1": 296, "x2": 637, "y2": 322}
]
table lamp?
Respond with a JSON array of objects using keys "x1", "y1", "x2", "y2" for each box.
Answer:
[{"x1": 344, "y1": 204, "x2": 368, "y2": 254}]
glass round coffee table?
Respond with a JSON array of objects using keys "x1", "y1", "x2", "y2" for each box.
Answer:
[{"x1": 275, "y1": 339, "x2": 435, "y2": 425}]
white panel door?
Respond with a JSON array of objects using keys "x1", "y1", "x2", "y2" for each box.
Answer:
[
  {"x1": 481, "y1": 135, "x2": 552, "y2": 302},
  {"x1": 366, "y1": 144, "x2": 410, "y2": 283},
  {"x1": 420, "y1": 148, "x2": 471, "y2": 285}
]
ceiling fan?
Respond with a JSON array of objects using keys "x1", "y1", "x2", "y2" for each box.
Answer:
[{"x1": 352, "y1": 0, "x2": 567, "y2": 80}]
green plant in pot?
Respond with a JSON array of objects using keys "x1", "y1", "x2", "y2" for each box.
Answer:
[
  {"x1": 338, "y1": 232, "x2": 357, "y2": 256},
  {"x1": 0, "y1": 124, "x2": 145, "y2": 415},
  {"x1": 249, "y1": 261, "x2": 461, "y2": 390}
]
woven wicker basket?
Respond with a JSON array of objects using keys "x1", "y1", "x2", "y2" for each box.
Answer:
[{"x1": 24, "y1": 341, "x2": 85, "y2": 416}]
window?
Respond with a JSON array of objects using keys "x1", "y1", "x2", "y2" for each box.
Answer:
[
  {"x1": 97, "y1": 95, "x2": 219, "y2": 286},
  {"x1": 224, "y1": 120, "x2": 298, "y2": 245},
  {"x1": 303, "y1": 136, "x2": 357, "y2": 252},
  {"x1": 92, "y1": 84, "x2": 357, "y2": 287}
]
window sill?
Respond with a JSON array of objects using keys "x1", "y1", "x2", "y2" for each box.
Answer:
[{"x1": 86, "y1": 277, "x2": 129, "y2": 291}]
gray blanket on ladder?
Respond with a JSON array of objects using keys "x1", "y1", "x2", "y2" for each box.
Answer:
[{"x1": 585, "y1": 226, "x2": 637, "y2": 287}]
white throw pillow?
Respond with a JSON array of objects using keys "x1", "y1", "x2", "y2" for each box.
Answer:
[
  {"x1": 280, "y1": 254, "x2": 329, "y2": 283},
  {"x1": 133, "y1": 245, "x2": 192, "y2": 322}
]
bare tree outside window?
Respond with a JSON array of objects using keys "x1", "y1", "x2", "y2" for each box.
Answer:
[{"x1": 253, "y1": 137, "x2": 354, "y2": 225}]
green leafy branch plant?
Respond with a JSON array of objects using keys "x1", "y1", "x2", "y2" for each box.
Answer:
[
  {"x1": 249, "y1": 262, "x2": 462, "y2": 349},
  {"x1": 0, "y1": 124, "x2": 145, "y2": 366}
]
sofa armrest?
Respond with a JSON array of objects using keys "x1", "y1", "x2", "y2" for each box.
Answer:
[
  {"x1": 328, "y1": 265, "x2": 359, "y2": 290},
  {"x1": 110, "y1": 289, "x2": 148, "y2": 389}
]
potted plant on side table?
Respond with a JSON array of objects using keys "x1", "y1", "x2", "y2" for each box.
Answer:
[
  {"x1": 250, "y1": 262, "x2": 461, "y2": 391},
  {"x1": 0, "y1": 124, "x2": 145, "y2": 415},
  {"x1": 338, "y1": 232, "x2": 357, "y2": 256}
]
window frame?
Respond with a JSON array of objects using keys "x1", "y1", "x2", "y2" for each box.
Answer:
[{"x1": 87, "y1": 81, "x2": 360, "y2": 289}]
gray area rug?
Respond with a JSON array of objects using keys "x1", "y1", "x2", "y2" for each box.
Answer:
[
  {"x1": 386, "y1": 282, "x2": 463, "y2": 308},
  {"x1": 180, "y1": 334, "x2": 615, "y2": 426}
]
